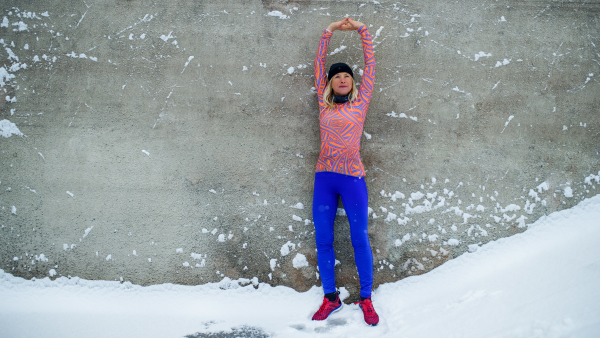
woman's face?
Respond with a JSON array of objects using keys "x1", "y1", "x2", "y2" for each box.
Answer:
[{"x1": 330, "y1": 72, "x2": 353, "y2": 96}]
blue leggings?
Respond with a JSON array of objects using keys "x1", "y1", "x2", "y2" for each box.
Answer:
[{"x1": 312, "y1": 171, "x2": 374, "y2": 298}]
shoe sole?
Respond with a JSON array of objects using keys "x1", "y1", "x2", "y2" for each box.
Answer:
[
  {"x1": 330, "y1": 303, "x2": 342, "y2": 315},
  {"x1": 325, "y1": 303, "x2": 343, "y2": 319},
  {"x1": 311, "y1": 303, "x2": 342, "y2": 321}
]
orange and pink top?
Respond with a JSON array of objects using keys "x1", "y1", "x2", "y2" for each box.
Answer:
[{"x1": 314, "y1": 25, "x2": 375, "y2": 178}]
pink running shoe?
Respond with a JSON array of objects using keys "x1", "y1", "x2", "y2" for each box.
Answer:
[
  {"x1": 356, "y1": 298, "x2": 379, "y2": 326},
  {"x1": 311, "y1": 294, "x2": 342, "y2": 321}
]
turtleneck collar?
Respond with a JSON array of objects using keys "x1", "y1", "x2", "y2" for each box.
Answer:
[{"x1": 333, "y1": 95, "x2": 349, "y2": 104}]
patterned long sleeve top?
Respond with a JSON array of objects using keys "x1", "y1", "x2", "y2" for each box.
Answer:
[{"x1": 314, "y1": 25, "x2": 376, "y2": 178}]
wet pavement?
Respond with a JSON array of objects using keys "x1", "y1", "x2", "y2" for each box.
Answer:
[{"x1": 185, "y1": 326, "x2": 270, "y2": 338}]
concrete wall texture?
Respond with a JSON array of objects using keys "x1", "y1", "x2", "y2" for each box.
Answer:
[{"x1": 1, "y1": 0, "x2": 599, "y2": 301}]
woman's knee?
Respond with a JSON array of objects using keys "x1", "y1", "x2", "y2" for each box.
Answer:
[
  {"x1": 315, "y1": 234, "x2": 334, "y2": 250},
  {"x1": 350, "y1": 230, "x2": 370, "y2": 250}
]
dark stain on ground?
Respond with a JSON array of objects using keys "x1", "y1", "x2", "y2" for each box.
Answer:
[{"x1": 186, "y1": 326, "x2": 271, "y2": 338}]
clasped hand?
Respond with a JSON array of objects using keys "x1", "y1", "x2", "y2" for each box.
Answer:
[{"x1": 327, "y1": 17, "x2": 364, "y2": 32}]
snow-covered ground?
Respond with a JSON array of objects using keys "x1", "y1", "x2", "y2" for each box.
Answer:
[{"x1": 1, "y1": 195, "x2": 599, "y2": 338}]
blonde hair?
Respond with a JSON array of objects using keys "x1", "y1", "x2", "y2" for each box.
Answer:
[{"x1": 323, "y1": 80, "x2": 358, "y2": 109}]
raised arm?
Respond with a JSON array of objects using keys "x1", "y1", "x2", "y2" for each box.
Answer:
[
  {"x1": 314, "y1": 18, "x2": 354, "y2": 106},
  {"x1": 353, "y1": 21, "x2": 376, "y2": 106},
  {"x1": 314, "y1": 29, "x2": 332, "y2": 106}
]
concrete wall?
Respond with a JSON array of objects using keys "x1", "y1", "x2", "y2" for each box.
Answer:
[{"x1": 1, "y1": 0, "x2": 598, "y2": 302}]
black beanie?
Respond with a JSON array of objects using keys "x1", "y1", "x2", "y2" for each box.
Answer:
[{"x1": 328, "y1": 63, "x2": 354, "y2": 81}]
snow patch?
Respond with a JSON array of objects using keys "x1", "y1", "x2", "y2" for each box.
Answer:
[
  {"x1": 495, "y1": 58, "x2": 511, "y2": 67},
  {"x1": 447, "y1": 238, "x2": 460, "y2": 246},
  {"x1": 474, "y1": 51, "x2": 492, "y2": 61},
  {"x1": 267, "y1": 11, "x2": 289, "y2": 19},
  {"x1": 290, "y1": 202, "x2": 304, "y2": 209},
  {"x1": 160, "y1": 32, "x2": 174, "y2": 42},
  {"x1": 330, "y1": 45, "x2": 347, "y2": 55},
  {"x1": 292, "y1": 253, "x2": 309, "y2": 269},
  {"x1": 0, "y1": 67, "x2": 16, "y2": 86},
  {"x1": 564, "y1": 186, "x2": 573, "y2": 198},
  {"x1": 0, "y1": 119, "x2": 23, "y2": 138},
  {"x1": 280, "y1": 241, "x2": 295, "y2": 256}
]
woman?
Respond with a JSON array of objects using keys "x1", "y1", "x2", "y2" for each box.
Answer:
[{"x1": 311, "y1": 17, "x2": 378, "y2": 326}]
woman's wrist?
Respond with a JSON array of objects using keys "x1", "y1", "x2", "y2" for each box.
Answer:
[{"x1": 327, "y1": 18, "x2": 364, "y2": 32}]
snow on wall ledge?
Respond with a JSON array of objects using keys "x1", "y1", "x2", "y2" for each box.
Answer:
[{"x1": 0, "y1": 0, "x2": 599, "y2": 299}]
